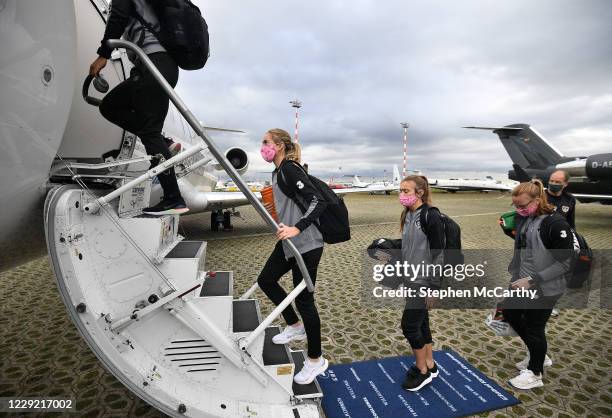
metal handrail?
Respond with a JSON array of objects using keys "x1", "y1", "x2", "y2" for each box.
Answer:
[{"x1": 103, "y1": 42, "x2": 317, "y2": 296}]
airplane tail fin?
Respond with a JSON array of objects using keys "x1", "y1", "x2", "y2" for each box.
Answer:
[
  {"x1": 464, "y1": 124, "x2": 565, "y2": 170},
  {"x1": 393, "y1": 165, "x2": 401, "y2": 184}
]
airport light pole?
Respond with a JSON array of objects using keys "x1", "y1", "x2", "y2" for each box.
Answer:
[
  {"x1": 290, "y1": 99, "x2": 302, "y2": 143},
  {"x1": 401, "y1": 122, "x2": 409, "y2": 177}
]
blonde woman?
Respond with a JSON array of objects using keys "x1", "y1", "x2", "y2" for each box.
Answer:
[
  {"x1": 505, "y1": 179, "x2": 573, "y2": 389},
  {"x1": 397, "y1": 175, "x2": 444, "y2": 392},
  {"x1": 257, "y1": 129, "x2": 328, "y2": 385}
]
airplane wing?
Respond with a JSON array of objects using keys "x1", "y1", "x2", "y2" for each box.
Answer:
[
  {"x1": 204, "y1": 191, "x2": 261, "y2": 206},
  {"x1": 430, "y1": 185, "x2": 461, "y2": 191},
  {"x1": 333, "y1": 183, "x2": 398, "y2": 194},
  {"x1": 572, "y1": 193, "x2": 612, "y2": 201}
]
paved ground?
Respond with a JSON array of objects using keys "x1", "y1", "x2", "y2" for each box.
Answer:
[{"x1": 1, "y1": 192, "x2": 611, "y2": 417}]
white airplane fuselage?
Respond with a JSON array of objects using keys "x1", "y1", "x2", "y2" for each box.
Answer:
[{"x1": 0, "y1": 0, "x2": 234, "y2": 271}]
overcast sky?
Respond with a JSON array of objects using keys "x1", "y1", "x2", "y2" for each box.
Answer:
[{"x1": 176, "y1": 0, "x2": 612, "y2": 180}]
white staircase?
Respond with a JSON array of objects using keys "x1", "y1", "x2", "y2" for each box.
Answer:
[{"x1": 44, "y1": 185, "x2": 323, "y2": 418}]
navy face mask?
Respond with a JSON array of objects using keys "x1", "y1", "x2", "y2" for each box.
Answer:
[{"x1": 548, "y1": 183, "x2": 563, "y2": 193}]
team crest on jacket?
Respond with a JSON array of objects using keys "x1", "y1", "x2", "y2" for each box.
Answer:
[
  {"x1": 296, "y1": 181, "x2": 304, "y2": 189},
  {"x1": 561, "y1": 205, "x2": 569, "y2": 213}
]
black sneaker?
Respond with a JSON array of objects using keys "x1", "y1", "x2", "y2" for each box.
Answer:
[
  {"x1": 142, "y1": 198, "x2": 189, "y2": 216},
  {"x1": 402, "y1": 366, "x2": 432, "y2": 392},
  {"x1": 428, "y1": 362, "x2": 439, "y2": 378}
]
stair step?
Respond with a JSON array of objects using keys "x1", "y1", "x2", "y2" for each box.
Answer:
[
  {"x1": 165, "y1": 239, "x2": 206, "y2": 269},
  {"x1": 262, "y1": 326, "x2": 291, "y2": 366},
  {"x1": 116, "y1": 214, "x2": 179, "y2": 261},
  {"x1": 291, "y1": 351, "x2": 324, "y2": 399},
  {"x1": 232, "y1": 299, "x2": 261, "y2": 333},
  {"x1": 199, "y1": 271, "x2": 233, "y2": 297},
  {"x1": 158, "y1": 240, "x2": 206, "y2": 287},
  {"x1": 166, "y1": 240, "x2": 206, "y2": 258}
]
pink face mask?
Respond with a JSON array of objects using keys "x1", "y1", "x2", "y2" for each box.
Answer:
[
  {"x1": 399, "y1": 194, "x2": 419, "y2": 207},
  {"x1": 260, "y1": 144, "x2": 276, "y2": 162},
  {"x1": 516, "y1": 201, "x2": 538, "y2": 217}
]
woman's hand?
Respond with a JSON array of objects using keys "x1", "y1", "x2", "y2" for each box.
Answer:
[
  {"x1": 276, "y1": 223, "x2": 300, "y2": 240},
  {"x1": 511, "y1": 277, "x2": 532, "y2": 289},
  {"x1": 89, "y1": 56, "x2": 107, "y2": 76}
]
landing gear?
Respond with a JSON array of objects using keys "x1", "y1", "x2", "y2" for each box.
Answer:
[
  {"x1": 211, "y1": 210, "x2": 234, "y2": 231},
  {"x1": 223, "y1": 211, "x2": 233, "y2": 231}
]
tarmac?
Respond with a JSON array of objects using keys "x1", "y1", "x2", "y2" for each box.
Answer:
[{"x1": 1, "y1": 191, "x2": 611, "y2": 417}]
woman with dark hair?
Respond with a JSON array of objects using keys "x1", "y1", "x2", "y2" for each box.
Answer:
[{"x1": 505, "y1": 179, "x2": 573, "y2": 389}]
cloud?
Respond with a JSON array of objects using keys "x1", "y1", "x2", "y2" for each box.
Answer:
[{"x1": 177, "y1": 0, "x2": 612, "y2": 179}]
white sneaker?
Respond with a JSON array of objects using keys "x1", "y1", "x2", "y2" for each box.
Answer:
[
  {"x1": 509, "y1": 369, "x2": 543, "y2": 389},
  {"x1": 515, "y1": 354, "x2": 552, "y2": 371},
  {"x1": 272, "y1": 324, "x2": 307, "y2": 344},
  {"x1": 294, "y1": 357, "x2": 329, "y2": 385},
  {"x1": 550, "y1": 308, "x2": 560, "y2": 317}
]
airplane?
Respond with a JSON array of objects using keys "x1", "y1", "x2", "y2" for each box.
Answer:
[
  {"x1": 351, "y1": 175, "x2": 371, "y2": 188},
  {"x1": 345, "y1": 165, "x2": 406, "y2": 194},
  {"x1": 428, "y1": 176, "x2": 515, "y2": 193},
  {"x1": 465, "y1": 124, "x2": 612, "y2": 203}
]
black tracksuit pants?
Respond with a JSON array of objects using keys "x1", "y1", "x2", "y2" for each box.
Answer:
[
  {"x1": 401, "y1": 289, "x2": 433, "y2": 350},
  {"x1": 257, "y1": 241, "x2": 323, "y2": 358},
  {"x1": 503, "y1": 295, "x2": 559, "y2": 375},
  {"x1": 99, "y1": 52, "x2": 182, "y2": 201}
]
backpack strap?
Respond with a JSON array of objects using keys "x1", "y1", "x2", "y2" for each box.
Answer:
[
  {"x1": 538, "y1": 213, "x2": 560, "y2": 248},
  {"x1": 419, "y1": 205, "x2": 439, "y2": 235},
  {"x1": 275, "y1": 163, "x2": 295, "y2": 199},
  {"x1": 131, "y1": 5, "x2": 161, "y2": 40}
]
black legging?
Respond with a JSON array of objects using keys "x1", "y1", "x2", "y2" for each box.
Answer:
[
  {"x1": 503, "y1": 295, "x2": 559, "y2": 375},
  {"x1": 257, "y1": 241, "x2": 323, "y2": 358},
  {"x1": 99, "y1": 52, "x2": 181, "y2": 201},
  {"x1": 401, "y1": 291, "x2": 433, "y2": 350}
]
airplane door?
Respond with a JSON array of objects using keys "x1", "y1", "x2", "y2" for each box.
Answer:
[{"x1": 57, "y1": 0, "x2": 128, "y2": 161}]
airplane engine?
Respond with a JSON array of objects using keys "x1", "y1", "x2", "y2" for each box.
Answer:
[
  {"x1": 586, "y1": 153, "x2": 612, "y2": 181},
  {"x1": 214, "y1": 147, "x2": 249, "y2": 175}
]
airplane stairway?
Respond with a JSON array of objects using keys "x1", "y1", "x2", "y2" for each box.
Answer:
[
  {"x1": 44, "y1": 39, "x2": 325, "y2": 418},
  {"x1": 45, "y1": 185, "x2": 323, "y2": 417}
]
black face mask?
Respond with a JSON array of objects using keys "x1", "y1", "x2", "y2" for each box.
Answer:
[{"x1": 548, "y1": 183, "x2": 563, "y2": 193}]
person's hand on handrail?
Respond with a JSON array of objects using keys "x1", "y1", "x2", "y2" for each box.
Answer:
[
  {"x1": 276, "y1": 223, "x2": 300, "y2": 240},
  {"x1": 89, "y1": 56, "x2": 107, "y2": 76}
]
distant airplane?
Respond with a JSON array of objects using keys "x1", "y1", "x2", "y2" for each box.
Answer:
[
  {"x1": 347, "y1": 165, "x2": 407, "y2": 194},
  {"x1": 428, "y1": 176, "x2": 515, "y2": 193},
  {"x1": 465, "y1": 124, "x2": 612, "y2": 203}
]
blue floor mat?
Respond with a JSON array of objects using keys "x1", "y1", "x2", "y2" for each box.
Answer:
[{"x1": 318, "y1": 349, "x2": 519, "y2": 418}]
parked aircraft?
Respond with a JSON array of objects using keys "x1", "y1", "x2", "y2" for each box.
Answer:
[
  {"x1": 465, "y1": 124, "x2": 612, "y2": 203},
  {"x1": 428, "y1": 176, "x2": 514, "y2": 193}
]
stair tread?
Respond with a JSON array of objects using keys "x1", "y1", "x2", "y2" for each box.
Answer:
[
  {"x1": 291, "y1": 350, "x2": 323, "y2": 398},
  {"x1": 232, "y1": 299, "x2": 260, "y2": 333},
  {"x1": 166, "y1": 240, "x2": 204, "y2": 258},
  {"x1": 199, "y1": 271, "x2": 232, "y2": 297},
  {"x1": 262, "y1": 326, "x2": 291, "y2": 365}
]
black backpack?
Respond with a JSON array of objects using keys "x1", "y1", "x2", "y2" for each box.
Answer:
[
  {"x1": 567, "y1": 231, "x2": 593, "y2": 288},
  {"x1": 277, "y1": 161, "x2": 351, "y2": 244},
  {"x1": 419, "y1": 206, "x2": 464, "y2": 266},
  {"x1": 134, "y1": 0, "x2": 210, "y2": 70},
  {"x1": 541, "y1": 215, "x2": 593, "y2": 288},
  {"x1": 538, "y1": 214, "x2": 593, "y2": 288}
]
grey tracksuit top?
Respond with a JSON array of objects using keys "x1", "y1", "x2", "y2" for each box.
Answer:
[
  {"x1": 272, "y1": 171, "x2": 324, "y2": 260},
  {"x1": 401, "y1": 204, "x2": 445, "y2": 289},
  {"x1": 510, "y1": 214, "x2": 572, "y2": 297},
  {"x1": 97, "y1": 0, "x2": 166, "y2": 62}
]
